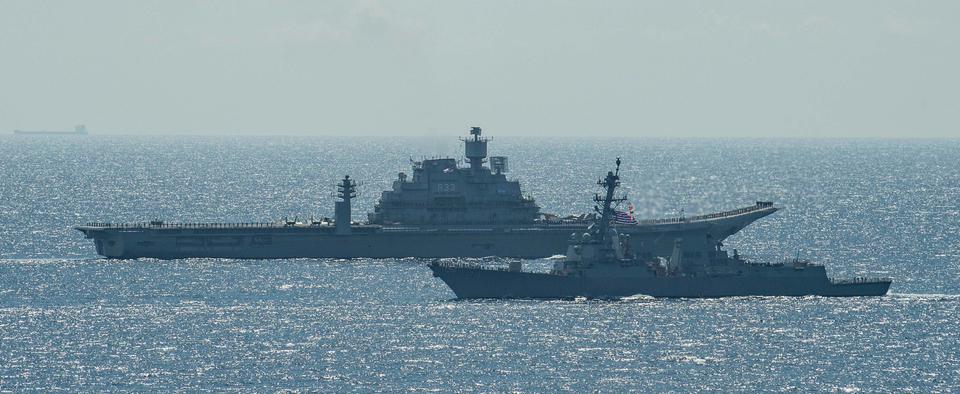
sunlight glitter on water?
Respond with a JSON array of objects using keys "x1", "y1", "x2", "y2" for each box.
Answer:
[{"x1": 1, "y1": 137, "x2": 959, "y2": 391}]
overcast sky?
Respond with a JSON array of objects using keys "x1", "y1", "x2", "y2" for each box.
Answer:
[{"x1": 1, "y1": 1, "x2": 957, "y2": 137}]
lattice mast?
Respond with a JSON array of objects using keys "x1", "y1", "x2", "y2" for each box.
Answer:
[
  {"x1": 335, "y1": 175, "x2": 359, "y2": 234},
  {"x1": 594, "y1": 157, "x2": 627, "y2": 243}
]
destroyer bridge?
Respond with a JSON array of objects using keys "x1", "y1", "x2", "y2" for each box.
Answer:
[{"x1": 75, "y1": 127, "x2": 780, "y2": 260}]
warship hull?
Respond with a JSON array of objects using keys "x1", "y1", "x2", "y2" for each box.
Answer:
[
  {"x1": 76, "y1": 205, "x2": 774, "y2": 259},
  {"x1": 429, "y1": 265, "x2": 892, "y2": 299},
  {"x1": 14, "y1": 125, "x2": 87, "y2": 135},
  {"x1": 75, "y1": 128, "x2": 781, "y2": 261},
  {"x1": 13, "y1": 131, "x2": 85, "y2": 135},
  {"x1": 80, "y1": 226, "x2": 573, "y2": 259}
]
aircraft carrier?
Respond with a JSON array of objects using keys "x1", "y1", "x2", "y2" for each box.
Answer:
[
  {"x1": 429, "y1": 159, "x2": 892, "y2": 298},
  {"x1": 75, "y1": 127, "x2": 778, "y2": 259}
]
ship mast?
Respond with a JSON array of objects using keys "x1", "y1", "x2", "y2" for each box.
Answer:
[
  {"x1": 594, "y1": 157, "x2": 626, "y2": 243},
  {"x1": 335, "y1": 175, "x2": 359, "y2": 234},
  {"x1": 462, "y1": 127, "x2": 488, "y2": 172}
]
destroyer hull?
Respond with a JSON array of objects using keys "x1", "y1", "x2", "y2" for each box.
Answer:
[{"x1": 429, "y1": 265, "x2": 891, "y2": 299}]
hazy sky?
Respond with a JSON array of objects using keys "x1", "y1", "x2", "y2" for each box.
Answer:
[{"x1": 1, "y1": 1, "x2": 957, "y2": 137}]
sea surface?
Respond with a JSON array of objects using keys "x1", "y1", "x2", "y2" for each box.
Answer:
[{"x1": 0, "y1": 135, "x2": 958, "y2": 392}]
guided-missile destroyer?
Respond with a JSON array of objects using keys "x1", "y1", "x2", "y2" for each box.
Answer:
[
  {"x1": 76, "y1": 127, "x2": 777, "y2": 259},
  {"x1": 429, "y1": 159, "x2": 892, "y2": 298}
]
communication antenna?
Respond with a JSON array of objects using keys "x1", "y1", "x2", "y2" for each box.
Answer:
[
  {"x1": 461, "y1": 126, "x2": 489, "y2": 171},
  {"x1": 490, "y1": 156, "x2": 508, "y2": 174},
  {"x1": 335, "y1": 175, "x2": 360, "y2": 234},
  {"x1": 337, "y1": 175, "x2": 361, "y2": 200},
  {"x1": 593, "y1": 158, "x2": 628, "y2": 241}
]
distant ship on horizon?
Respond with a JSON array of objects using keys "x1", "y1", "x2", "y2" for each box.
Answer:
[{"x1": 13, "y1": 125, "x2": 88, "y2": 135}]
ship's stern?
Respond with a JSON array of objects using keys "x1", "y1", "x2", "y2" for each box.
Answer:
[{"x1": 427, "y1": 261, "x2": 578, "y2": 299}]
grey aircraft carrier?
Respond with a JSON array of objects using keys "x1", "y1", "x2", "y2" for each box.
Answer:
[{"x1": 76, "y1": 127, "x2": 777, "y2": 259}]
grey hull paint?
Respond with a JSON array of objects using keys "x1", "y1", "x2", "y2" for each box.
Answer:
[
  {"x1": 76, "y1": 207, "x2": 774, "y2": 259},
  {"x1": 429, "y1": 265, "x2": 892, "y2": 299},
  {"x1": 75, "y1": 128, "x2": 779, "y2": 261}
]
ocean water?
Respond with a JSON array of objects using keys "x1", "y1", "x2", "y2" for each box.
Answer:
[{"x1": 0, "y1": 135, "x2": 958, "y2": 391}]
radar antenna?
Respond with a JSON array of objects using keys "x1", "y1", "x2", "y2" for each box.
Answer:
[
  {"x1": 461, "y1": 126, "x2": 489, "y2": 171},
  {"x1": 335, "y1": 175, "x2": 360, "y2": 234},
  {"x1": 337, "y1": 175, "x2": 360, "y2": 200},
  {"x1": 594, "y1": 157, "x2": 628, "y2": 242}
]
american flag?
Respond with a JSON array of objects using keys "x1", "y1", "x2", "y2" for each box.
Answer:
[{"x1": 612, "y1": 210, "x2": 638, "y2": 225}]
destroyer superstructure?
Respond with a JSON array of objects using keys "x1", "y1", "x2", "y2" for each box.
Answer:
[
  {"x1": 76, "y1": 127, "x2": 778, "y2": 259},
  {"x1": 429, "y1": 159, "x2": 892, "y2": 298}
]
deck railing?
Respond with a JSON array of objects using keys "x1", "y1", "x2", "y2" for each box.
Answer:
[
  {"x1": 637, "y1": 201, "x2": 775, "y2": 225},
  {"x1": 829, "y1": 277, "x2": 892, "y2": 285},
  {"x1": 429, "y1": 261, "x2": 509, "y2": 272},
  {"x1": 81, "y1": 202, "x2": 776, "y2": 230},
  {"x1": 82, "y1": 221, "x2": 294, "y2": 229},
  {"x1": 537, "y1": 202, "x2": 776, "y2": 226}
]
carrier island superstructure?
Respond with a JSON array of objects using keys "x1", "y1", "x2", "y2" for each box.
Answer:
[{"x1": 75, "y1": 127, "x2": 778, "y2": 259}]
